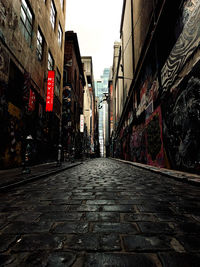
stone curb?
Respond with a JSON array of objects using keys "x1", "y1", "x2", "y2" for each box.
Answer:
[
  {"x1": 0, "y1": 162, "x2": 82, "y2": 192},
  {"x1": 112, "y1": 158, "x2": 200, "y2": 186}
]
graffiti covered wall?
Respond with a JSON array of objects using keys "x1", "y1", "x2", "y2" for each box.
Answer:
[
  {"x1": 114, "y1": 0, "x2": 200, "y2": 174},
  {"x1": 145, "y1": 107, "x2": 165, "y2": 167},
  {"x1": 162, "y1": 71, "x2": 200, "y2": 173}
]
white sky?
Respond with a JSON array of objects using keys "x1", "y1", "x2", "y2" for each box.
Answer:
[{"x1": 65, "y1": 0, "x2": 124, "y2": 80}]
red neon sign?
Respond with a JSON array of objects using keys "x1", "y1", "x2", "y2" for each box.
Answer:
[
  {"x1": 46, "y1": 70, "x2": 55, "y2": 112},
  {"x1": 28, "y1": 89, "x2": 36, "y2": 111}
]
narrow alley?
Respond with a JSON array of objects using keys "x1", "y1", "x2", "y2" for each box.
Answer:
[{"x1": 0, "y1": 158, "x2": 200, "y2": 266}]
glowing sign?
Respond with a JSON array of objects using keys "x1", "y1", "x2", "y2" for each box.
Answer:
[
  {"x1": 46, "y1": 70, "x2": 55, "y2": 111},
  {"x1": 80, "y1": 114, "x2": 84, "y2": 132},
  {"x1": 28, "y1": 89, "x2": 36, "y2": 111}
]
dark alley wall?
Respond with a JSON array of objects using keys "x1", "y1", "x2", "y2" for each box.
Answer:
[{"x1": 114, "y1": 0, "x2": 200, "y2": 174}]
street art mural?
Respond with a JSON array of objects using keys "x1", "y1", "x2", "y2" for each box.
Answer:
[
  {"x1": 161, "y1": 0, "x2": 200, "y2": 92},
  {"x1": 130, "y1": 124, "x2": 146, "y2": 163},
  {"x1": 145, "y1": 107, "x2": 165, "y2": 167},
  {"x1": 162, "y1": 75, "x2": 200, "y2": 173}
]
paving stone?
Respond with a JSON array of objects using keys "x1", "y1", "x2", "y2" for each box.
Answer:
[
  {"x1": 69, "y1": 205, "x2": 99, "y2": 212},
  {"x1": 100, "y1": 234, "x2": 121, "y2": 251},
  {"x1": 39, "y1": 212, "x2": 83, "y2": 221},
  {"x1": 85, "y1": 212, "x2": 120, "y2": 222},
  {"x1": 52, "y1": 222, "x2": 88, "y2": 234},
  {"x1": 137, "y1": 204, "x2": 173, "y2": 213},
  {"x1": 12, "y1": 212, "x2": 41, "y2": 222},
  {"x1": 11, "y1": 233, "x2": 64, "y2": 251},
  {"x1": 5, "y1": 251, "x2": 49, "y2": 267},
  {"x1": 95, "y1": 192, "x2": 119, "y2": 200},
  {"x1": 46, "y1": 252, "x2": 77, "y2": 267},
  {"x1": 158, "y1": 252, "x2": 200, "y2": 267},
  {"x1": 176, "y1": 235, "x2": 200, "y2": 252},
  {"x1": 123, "y1": 235, "x2": 172, "y2": 252},
  {"x1": 71, "y1": 195, "x2": 95, "y2": 200},
  {"x1": 0, "y1": 234, "x2": 19, "y2": 252},
  {"x1": 1, "y1": 221, "x2": 52, "y2": 234},
  {"x1": 86, "y1": 200, "x2": 116, "y2": 205},
  {"x1": 124, "y1": 213, "x2": 156, "y2": 222},
  {"x1": 84, "y1": 253, "x2": 158, "y2": 267},
  {"x1": 33, "y1": 205, "x2": 68, "y2": 212},
  {"x1": 93, "y1": 223, "x2": 138, "y2": 234},
  {"x1": 51, "y1": 199, "x2": 82, "y2": 205},
  {"x1": 174, "y1": 222, "x2": 200, "y2": 234},
  {"x1": 63, "y1": 233, "x2": 99, "y2": 251},
  {"x1": 0, "y1": 254, "x2": 16, "y2": 266},
  {"x1": 155, "y1": 214, "x2": 191, "y2": 223},
  {"x1": 138, "y1": 222, "x2": 174, "y2": 234},
  {"x1": 102, "y1": 205, "x2": 135, "y2": 212},
  {"x1": 0, "y1": 221, "x2": 9, "y2": 231}
]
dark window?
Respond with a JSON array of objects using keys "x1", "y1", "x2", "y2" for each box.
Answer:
[
  {"x1": 58, "y1": 23, "x2": 63, "y2": 47},
  {"x1": 50, "y1": 0, "x2": 56, "y2": 29},
  {"x1": 20, "y1": 0, "x2": 33, "y2": 46},
  {"x1": 48, "y1": 51, "x2": 54, "y2": 70},
  {"x1": 7, "y1": 61, "x2": 24, "y2": 108},
  {"x1": 36, "y1": 28, "x2": 44, "y2": 61},
  {"x1": 55, "y1": 68, "x2": 61, "y2": 96}
]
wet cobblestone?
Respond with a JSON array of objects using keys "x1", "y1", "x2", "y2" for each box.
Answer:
[{"x1": 0, "y1": 158, "x2": 200, "y2": 266}]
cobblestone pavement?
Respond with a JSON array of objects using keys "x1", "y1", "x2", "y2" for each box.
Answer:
[{"x1": 0, "y1": 158, "x2": 200, "y2": 266}]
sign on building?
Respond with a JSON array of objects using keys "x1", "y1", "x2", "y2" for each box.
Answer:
[
  {"x1": 46, "y1": 70, "x2": 55, "y2": 112},
  {"x1": 80, "y1": 114, "x2": 84, "y2": 133},
  {"x1": 28, "y1": 89, "x2": 36, "y2": 112}
]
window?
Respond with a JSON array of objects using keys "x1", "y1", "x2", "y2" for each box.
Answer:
[
  {"x1": 36, "y1": 28, "x2": 44, "y2": 61},
  {"x1": 58, "y1": 23, "x2": 63, "y2": 47},
  {"x1": 60, "y1": 0, "x2": 64, "y2": 10},
  {"x1": 48, "y1": 51, "x2": 54, "y2": 70},
  {"x1": 50, "y1": 0, "x2": 56, "y2": 29},
  {"x1": 55, "y1": 68, "x2": 61, "y2": 96},
  {"x1": 20, "y1": 0, "x2": 33, "y2": 45}
]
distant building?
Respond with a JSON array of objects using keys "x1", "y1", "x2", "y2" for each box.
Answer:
[
  {"x1": 95, "y1": 68, "x2": 110, "y2": 157},
  {"x1": 81, "y1": 56, "x2": 98, "y2": 156},
  {"x1": 62, "y1": 31, "x2": 85, "y2": 159},
  {"x1": 0, "y1": 0, "x2": 66, "y2": 168}
]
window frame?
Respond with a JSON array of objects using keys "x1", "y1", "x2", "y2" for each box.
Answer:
[
  {"x1": 48, "y1": 51, "x2": 54, "y2": 70},
  {"x1": 55, "y1": 68, "x2": 61, "y2": 96},
  {"x1": 20, "y1": 0, "x2": 33, "y2": 45},
  {"x1": 50, "y1": 0, "x2": 56, "y2": 30},
  {"x1": 58, "y1": 23, "x2": 63, "y2": 48},
  {"x1": 36, "y1": 27, "x2": 44, "y2": 61}
]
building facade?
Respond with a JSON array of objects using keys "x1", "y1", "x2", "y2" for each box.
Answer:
[
  {"x1": 0, "y1": 0, "x2": 66, "y2": 168},
  {"x1": 95, "y1": 68, "x2": 110, "y2": 157},
  {"x1": 81, "y1": 56, "x2": 98, "y2": 157},
  {"x1": 112, "y1": 0, "x2": 200, "y2": 174},
  {"x1": 62, "y1": 31, "x2": 85, "y2": 159}
]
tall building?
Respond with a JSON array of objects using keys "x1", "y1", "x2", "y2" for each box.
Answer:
[
  {"x1": 95, "y1": 68, "x2": 110, "y2": 157},
  {"x1": 0, "y1": 0, "x2": 66, "y2": 168},
  {"x1": 62, "y1": 31, "x2": 85, "y2": 159},
  {"x1": 111, "y1": 0, "x2": 200, "y2": 173},
  {"x1": 81, "y1": 56, "x2": 98, "y2": 156}
]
